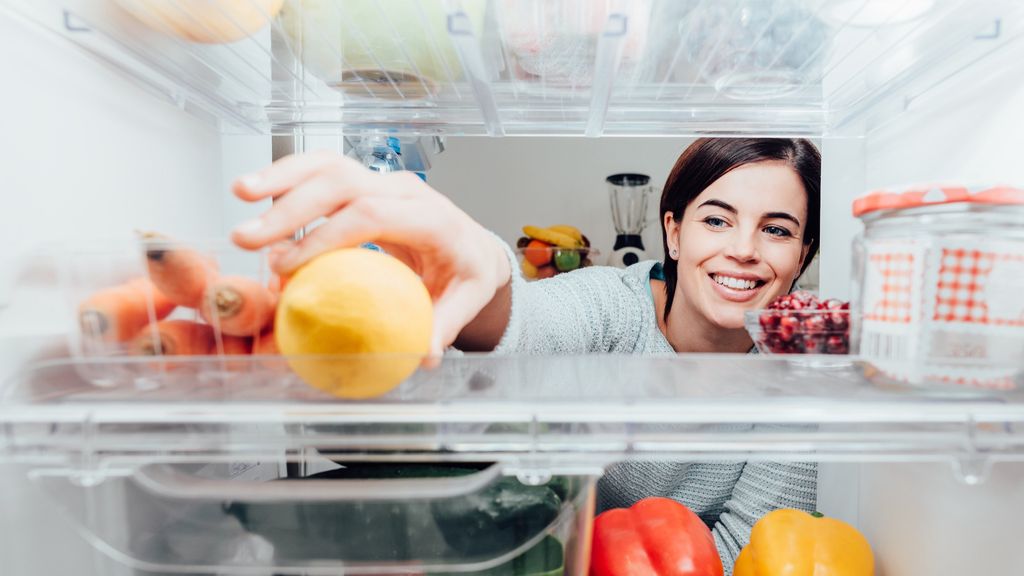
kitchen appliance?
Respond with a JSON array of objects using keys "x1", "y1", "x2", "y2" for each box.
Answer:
[
  {"x1": 2, "y1": 1, "x2": 1024, "y2": 575},
  {"x1": 606, "y1": 172, "x2": 653, "y2": 268}
]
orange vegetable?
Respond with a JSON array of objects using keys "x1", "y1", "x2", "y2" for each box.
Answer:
[
  {"x1": 252, "y1": 326, "x2": 278, "y2": 356},
  {"x1": 200, "y1": 275, "x2": 276, "y2": 337},
  {"x1": 268, "y1": 273, "x2": 288, "y2": 298},
  {"x1": 252, "y1": 326, "x2": 287, "y2": 372},
  {"x1": 79, "y1": 277, "x2": 176, "y2": 343},
  {"x1": 132, "y1": 319, "x2": 215, "y2": 356},
  {"x1": 734, "y1": 510, "x2": 874, "y2": 576},
  {"x1": 139, "y1": 232, "x2": 218, "y2": 308},
  {"x1": 219, "y1": 335, "x2": 253, "y2": 356},
  {"x1": 216, "y1": 334, "x2": 255, "y2": 371}
]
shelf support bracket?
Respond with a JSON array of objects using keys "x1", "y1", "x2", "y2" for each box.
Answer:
[
  {"x1": 447, "y1": 8, "x2": 504, "y2": 137},
  {"x1": 585, "y1": 14, "x2": 628, "y2": 138},
  {"x1": 62, "y1": 10, "x2": 90, "y2": 33}
]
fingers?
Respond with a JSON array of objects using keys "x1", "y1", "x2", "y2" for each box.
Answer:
[
  {"x1": 267, "y1": 197, "x2": 392, "y2": 274},
  {"x1": 231, "y1": 174, "x2": 354, "y2": 250},
  {"x1": 232, "y1": 150, "x2": 349, "y2": 202}
]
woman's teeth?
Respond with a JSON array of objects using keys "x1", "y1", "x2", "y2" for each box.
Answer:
[{"x1": 713, "y1": 274, "x2": 759, "y2": 290}]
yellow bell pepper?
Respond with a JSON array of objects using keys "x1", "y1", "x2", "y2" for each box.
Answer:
[{"x1": 734, "y1": 509, "x2": 874, "y2": 576}]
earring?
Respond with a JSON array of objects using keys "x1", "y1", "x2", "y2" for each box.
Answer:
[{"x1": 670, "y1": 249, "x2": 678, "y2": 258}]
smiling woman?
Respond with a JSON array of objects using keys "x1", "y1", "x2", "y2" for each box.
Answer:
[
  {"x1": 657, "y1": 138, "x2": 820, "y2": 352},
  {"x1": 231, "y1": 137, "x2": 822, "y2": 572}
]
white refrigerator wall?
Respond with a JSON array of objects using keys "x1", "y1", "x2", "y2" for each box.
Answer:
[
  {"x1": 853, "y1": 53, "x2": 1024, "y2": 576},
  {"x1": 0, "y1": 14, "x2": 251, "y2": 576}
]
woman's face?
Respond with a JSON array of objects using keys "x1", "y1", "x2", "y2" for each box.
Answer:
[{"x1": 664, "y1": 160, "x2": 810, "y2": 330}]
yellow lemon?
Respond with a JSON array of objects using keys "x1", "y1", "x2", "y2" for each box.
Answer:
[{"x1": 275, "y1": 249, "x2": 433, "y2": 399}]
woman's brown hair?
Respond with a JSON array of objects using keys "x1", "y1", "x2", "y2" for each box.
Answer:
[{"x1": 659, "y1": 138, "x2": 821, "y2": 321}]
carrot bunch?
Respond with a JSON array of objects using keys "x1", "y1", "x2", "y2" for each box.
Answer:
[{"x1": 78, "y1": 232, "x2": 281, "y2": 367}]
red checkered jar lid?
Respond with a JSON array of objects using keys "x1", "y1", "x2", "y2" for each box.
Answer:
[{"x1": 853, "y1": 184, "x2": 1024, "y2": 218}]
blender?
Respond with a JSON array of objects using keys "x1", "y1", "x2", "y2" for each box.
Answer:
[{"x1": 607, "y1": 173, "x2": 654, "y2": 267}]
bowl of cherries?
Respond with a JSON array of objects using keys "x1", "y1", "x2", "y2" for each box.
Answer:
[{"x1": 745, "y1": 291, "x2": 851, "y2": 355}]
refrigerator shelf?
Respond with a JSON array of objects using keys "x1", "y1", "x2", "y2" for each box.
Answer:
[
  {"x1": 2, "y1": 354, "x2": 1022, "y2": 477},
  {"x1": 4, "y1": 0, "x2": 1023, "y2": 137}
]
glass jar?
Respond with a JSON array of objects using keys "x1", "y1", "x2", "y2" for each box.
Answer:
[{"x1": 851, "y1": 185, "x2": 1024, "y2": 390}]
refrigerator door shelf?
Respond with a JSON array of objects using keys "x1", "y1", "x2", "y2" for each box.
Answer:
[{"x1": 3, "y1": 0, "x2": 1022, "y2": 137}]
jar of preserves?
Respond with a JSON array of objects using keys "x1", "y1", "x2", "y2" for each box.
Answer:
[{"x1": 852, "y1": 184, "x2": 1024, "y2": 390}]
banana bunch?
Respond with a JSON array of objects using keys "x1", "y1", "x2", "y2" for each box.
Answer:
[{"x1": 516, "y1": 224, "x2": 594, "y2": 280}]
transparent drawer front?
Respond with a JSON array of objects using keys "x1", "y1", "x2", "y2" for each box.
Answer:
[{"x1": 33, "y1": 460, "x2": 594, "y2": 574}]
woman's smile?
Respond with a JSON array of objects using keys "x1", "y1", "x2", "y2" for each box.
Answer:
[{"x1": 707, "y1": 271, "x2": 768, "y2": 302}]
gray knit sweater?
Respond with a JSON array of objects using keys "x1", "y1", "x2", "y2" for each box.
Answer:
[{"x1": 492, "y1": 254, "x2": 818, "y2": 574}]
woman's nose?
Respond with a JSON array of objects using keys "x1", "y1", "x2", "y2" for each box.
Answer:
[{"x1": 725, "y1": 231, "x2": 760, "y2": 262}]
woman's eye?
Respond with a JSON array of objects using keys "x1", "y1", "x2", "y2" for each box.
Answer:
[
  {"x1": 764, "y1": 225, "x2": 792, "y2": 237},
  {"x1": 703, "y1": 217, "x2": 728, "y2": 228}
]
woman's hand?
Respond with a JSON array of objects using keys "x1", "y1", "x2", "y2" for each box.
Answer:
[{"x1": 230, "y1": 151, "x2": 511, "y2": 357}]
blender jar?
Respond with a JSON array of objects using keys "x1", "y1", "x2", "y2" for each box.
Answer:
[{"x1": 607, "y1": 173, "x2": 653, "y2": 267}]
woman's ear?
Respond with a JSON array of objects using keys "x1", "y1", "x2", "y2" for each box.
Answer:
[{"x1": 664, "y1": 212, "x2": 681, "y2": 260}]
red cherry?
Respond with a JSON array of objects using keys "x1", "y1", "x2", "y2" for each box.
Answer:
[
  {"x1": 779, "y1": 316, "x2": 799, "y2": 341},
  {"x1": 803, "y1": 314, "x2": 826, "y2": 333},
  {"x1": 826, "y1": 335, "x2": 847, "y2": 354}
]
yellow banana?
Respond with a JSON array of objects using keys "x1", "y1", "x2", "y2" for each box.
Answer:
[
  {"x1": 546, "y1": 224, "x2": 583, "y2": 244},
  {"x1": 522, "y1": 225, "x2": 581, "y2": 249}
]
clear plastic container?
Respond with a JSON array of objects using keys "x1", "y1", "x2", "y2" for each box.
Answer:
[
  {"x1": 681, "y1": 0, "x2": 831, "y2": 99},
  {"x1": 499, "y1": 0, "x2": 650, "y2": 89},
  {"x1": 745, "y1": 309, "x2": 850, "y2": 355},
  {"x1": 31, "y1": 457, "x2": 590, "y2": 574},
  {"x1": 852, "y1": 184, "x2": 1024, "y2": 390},
  {"x1": 16, "y1": 0, "x2": 1022, "y2": 135}
]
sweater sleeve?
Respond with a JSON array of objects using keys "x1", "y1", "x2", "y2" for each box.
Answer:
[
  {"x1": 712, "y1": 460, "x2": 818, "y2": 574},
  {"x1": 492, "y1": 238, "x2": 647, "y2": 354}
]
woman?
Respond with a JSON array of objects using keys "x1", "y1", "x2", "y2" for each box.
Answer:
[{"x1": 231, "y1": 138, "x2": 820, "y2": 572}]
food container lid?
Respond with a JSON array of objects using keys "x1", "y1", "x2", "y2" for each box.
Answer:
[{"x1": 852, "y1": 184, "x2": 1024, "y2": 218}]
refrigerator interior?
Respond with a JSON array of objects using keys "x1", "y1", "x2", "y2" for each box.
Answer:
[{"x1": 1, "y1": 0, "x2": 1023, "y2": 574}]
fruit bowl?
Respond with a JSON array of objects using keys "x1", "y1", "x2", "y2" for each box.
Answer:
[
  {"x1": 516, "y1": 246, "x2": 597, "y2": 280},
  {"x1": 745, "y1": 292, "x2": 851, "y2": 355},
  {"x1": 515, "y1": 224, "x2": 596, "y2": 280}
]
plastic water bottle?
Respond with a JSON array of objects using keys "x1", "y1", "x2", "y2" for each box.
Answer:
[{"x1": 360, "y1": 136, "x2": 405, "y2": 174}]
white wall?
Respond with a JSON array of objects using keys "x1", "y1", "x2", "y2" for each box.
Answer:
[
  {"x1": 0, "y1": 10, "x2": 228, "y2": 575},
  {"x1": 427, "y1": 136, "x2": 695, "y2": 263}
]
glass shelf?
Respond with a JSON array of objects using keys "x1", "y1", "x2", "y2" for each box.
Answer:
[
  {"x1": 2, "y1": 354, "x2": 1022, "y2": 481},
  {"x1": 5, "y1": 0, "x2": 1023, "y2": 136}
]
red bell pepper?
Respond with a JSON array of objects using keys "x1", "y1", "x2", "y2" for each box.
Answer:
[{"x1": 590, "y1": 497, "x2": 723, "y2": 576}]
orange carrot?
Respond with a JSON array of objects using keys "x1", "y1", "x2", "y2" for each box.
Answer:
[
  {"x1": 139, "y1": 232, "x2": 218, "y2": 308},
  {"x1": 216, "y1": 334, "x2": 255, "y2": 371},
  {"x1": 220, "y1": 335, "x2": 253, "y2": 356},
  {"x1": 79, "y1": 277, "x2": 176, "y2": 343},
  {"x1": 251, "y1": 325, "x2": 285, "y2": 372},
  {"x1": 200, "y1": 275, "x2": 276, "y2": 337},
  {"x1": 252, "y1": 326, "x2": 278, "y2": 356},
  {"x1": 132, "y1": 319, "x2": 215, "y2": 356}
]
